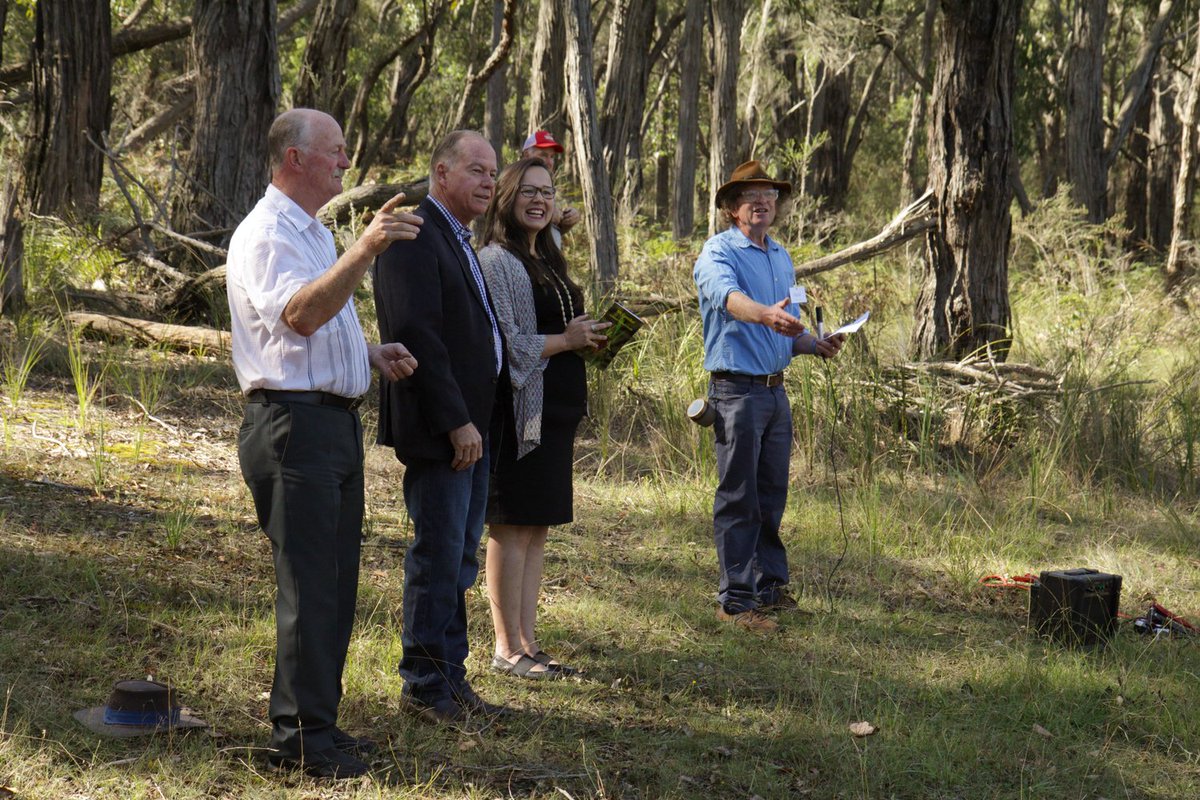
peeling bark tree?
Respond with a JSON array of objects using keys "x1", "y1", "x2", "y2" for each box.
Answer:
[
  {"x1": 671, "y1": 0, "x2": 704, "y2": 239},
  {"x1": 171, "y1": 1, "x2": 279, "y2": 251},
  {"x1": 708, "y1": 0, "x2": 746, "y2": 235},
  {"x1": 293, "y1": 0, "x2": 357, "y2": 119},
  {"x1": 528, "y1": 0, "x2": 566, "y2": 137},
  {"x1": 562, "y1": 0, "x2": 619, "y2": 289},
  {"x1": 911, "y1": 0, "x2": 1021, "y2": 361}
]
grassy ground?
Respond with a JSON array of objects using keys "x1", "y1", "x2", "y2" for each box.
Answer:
[
  {"x1": 0, "y1": 330, "x2": 1197, "y2": 799},
  {"x1": 2, "y1": 215, "x2": 1200, "y2": 797}
]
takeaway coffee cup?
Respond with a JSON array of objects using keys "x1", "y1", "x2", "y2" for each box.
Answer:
[{"x1": 687, "y1": 398, "x2": 716, "y2": 427}]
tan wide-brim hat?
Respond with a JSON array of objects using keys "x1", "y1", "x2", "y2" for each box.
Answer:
[
  {"x1": 714, "y1": 160, "x2": 792, "y2": 207},
  {"x1": 74, "y1": 680, "x2": 208, "y2": 739}
]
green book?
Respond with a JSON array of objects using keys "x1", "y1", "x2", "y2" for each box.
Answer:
[{"x1": 584, "y1": 301, "x2": 645, "y2": 369}]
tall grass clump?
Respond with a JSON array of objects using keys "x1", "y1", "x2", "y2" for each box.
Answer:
[
  {"x1": 63, "y1": 324, "x2": 108, "y2": 427},
  {"x1": 0, "y1": 313, "x2": 52, "y2": 409}
]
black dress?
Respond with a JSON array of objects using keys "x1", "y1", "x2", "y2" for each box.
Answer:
[{"x1": 487, "y1": 271, "x2": 587, "y2": 526}]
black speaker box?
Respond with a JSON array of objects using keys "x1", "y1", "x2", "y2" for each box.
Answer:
[{"x1": 1028, "y1": 568, "x2": 1122, "y2": 647}]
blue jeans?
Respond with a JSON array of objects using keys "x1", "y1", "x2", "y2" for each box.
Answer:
[
  {"x1": 398, "y1": 448, "x2": 490, "y2": 702},
  {"x1": 710, "y1": 379, "x2": 792, "y2": 613}
]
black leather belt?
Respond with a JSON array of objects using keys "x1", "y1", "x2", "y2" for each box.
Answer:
[
  {"x1": 246, "y1": 389, "x2": 362, "y2": 410},
  {"x1": 710, "y1": 371, "x2": 785, "y2": 388}
]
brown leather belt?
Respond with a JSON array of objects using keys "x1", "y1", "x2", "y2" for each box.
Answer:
[
  {"x1": 246, "y1": 389, "x2": 362, "y2": 410},
  {"x1": 710, "y1": 371, "x2": 785, "y2": 388}
]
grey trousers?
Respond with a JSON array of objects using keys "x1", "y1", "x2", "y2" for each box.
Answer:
[{"x1": 237, "y1": 398, "x2": 363, "y2": 757}]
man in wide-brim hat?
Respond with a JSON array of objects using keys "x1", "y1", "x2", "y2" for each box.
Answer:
[{"x1": 693, "y1": 160, "x2": 845, "y2": 635}]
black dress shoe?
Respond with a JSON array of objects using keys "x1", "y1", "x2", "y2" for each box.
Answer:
[
  {"x1": 453, "y1": 683, "x2": 512, "y2": 718},
  {"x1": 400, "y1": 693, "x2": 468, "y2": 725},
  {"x1": 267, "y1": 746, "x2": 369, "y2": 779},
  {"x1": 331, "y1": 726, "x2": 377, "y2": 756}
]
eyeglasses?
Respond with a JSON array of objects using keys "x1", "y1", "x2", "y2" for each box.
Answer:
[
  {"x1": 738, "y1": 188, "x2": 779, "y2": 202},
  {"x1": 518, "y1": 185, "x2": 557, "y2": 200}
]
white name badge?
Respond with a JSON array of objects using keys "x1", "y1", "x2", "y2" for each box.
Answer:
[{"x1": 789, "y1": 285, "x2": 807, "y2": 305}]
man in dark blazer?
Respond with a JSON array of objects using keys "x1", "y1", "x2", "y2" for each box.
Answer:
[{"x1": 373, "y1": 130, "x2": 509, "y2": 724}]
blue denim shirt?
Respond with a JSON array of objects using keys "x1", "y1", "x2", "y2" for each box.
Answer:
[{"x1": 693, "y1": 226, "x2": 798, "y2": 375}]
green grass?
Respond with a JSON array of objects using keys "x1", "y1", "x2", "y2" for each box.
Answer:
[{"x1": 2, "y1": 208, "x2": 1200, "y2": 798}]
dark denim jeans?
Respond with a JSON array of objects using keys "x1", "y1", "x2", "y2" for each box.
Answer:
[
  {"x1": 709, "y1": 378, "x2": 792, "y2": 613},
  {"x1": 398, "y1": 448, "x2": 490, "y2": 702}
]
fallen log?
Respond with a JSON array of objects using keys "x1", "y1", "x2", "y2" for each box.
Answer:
[
  {"x1": 65, "y1": 312, "x2": 229, "y2": 353},
  {"x1": 318, "y1": 180, "x2": 430, "y2": 228},
  {"x1": 794, "y1": 190, "x2": 935, "y2": 279}
]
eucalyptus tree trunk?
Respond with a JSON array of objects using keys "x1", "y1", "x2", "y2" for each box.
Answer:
[
  {"x1": 0, "y1": 185, "x2": 22, "y2": 313},
  {"x1": 0, "y1": 0, "x2": 8, "y2": 67},
  {"x1": 347, "y1": 3, "x2": 446, "y2": 170},
  {"x1": 900, "y1": 0, "x2": 937, "y2": 204},
  {"x1": 1148, "y1": 77, "x2": 1179, "y2": 250},
  {"x1": 1064, "y1": 0, "x2": 1107, "y2": 223},
  {"x1": 528, "y1": 0, "x2": 566, "y2": 138},
  {"x1": 562, "y1": 0, "x2": 618, "y2": 289},
  {"x1": 1123, "y1": 87, "x2": 1152, "y2": 247},
  {"x1": 911, "y1": 0, "x2": 1020, "y2": 362},
  {"x1": 293, "y1": 0, "x2": 357, "y2": 119},
  {"x1": 484, "y1": 0, "x2": 507, "y2": 164},
  {"x1": 25, "y1": 0, "x2": 112, "y2": 215},
  {"x1": 708, "y1": 0, "x2": 746, "y2": 235},
  {"x1": 806, "y1": 63, "x2": 852, "y2": 211},
  {"x1": 1166, "y1": 6, "x2": 1200, "y2": 287},
  {"x1": 741, "y1": 0, "x2": 773, "y2": 155},
  {"x1": 172, "y1": 0, "x2": 279, "y2": 250},
  {"x1": 3, "y1": 0, "x2": 112, "y2": 313},
  {"x1": 671, "y1": 0, "x2": 704, "y2": 240},
  {"x1": 599, "y1": 0, "x2": 655, "y2": 202},
  {"x1": 450, "y1": 0, "x2": 516, "y2": 132}
]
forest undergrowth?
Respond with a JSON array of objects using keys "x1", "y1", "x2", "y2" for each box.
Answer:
[{"x1": 1, "y1": 203, "x2": 1199, "y2": 799}]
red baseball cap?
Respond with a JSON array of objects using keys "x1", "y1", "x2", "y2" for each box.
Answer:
[{"x1": 522, "y1": 130, "x2": 564, "y2": 153}]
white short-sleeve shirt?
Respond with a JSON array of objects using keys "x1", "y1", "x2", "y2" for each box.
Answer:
[{"x1": 226, "y1": 184, "x2": 370, "y2": 398}]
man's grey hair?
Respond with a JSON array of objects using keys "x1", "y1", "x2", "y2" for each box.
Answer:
[
  {"x1": 430, "y1": 130, "x2": 485, "y2": 179},
  {"x1": 268, "y1": 109, "x2": 316, "y2": 173}
]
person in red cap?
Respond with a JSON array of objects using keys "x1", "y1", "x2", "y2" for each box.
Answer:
[{"x1": 521, "y1": 130, "x2": 580, "y2": 246}]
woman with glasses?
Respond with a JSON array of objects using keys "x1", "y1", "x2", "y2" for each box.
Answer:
[{"x1": 478, "y1": 157, "x2": 609, "y2": 679}]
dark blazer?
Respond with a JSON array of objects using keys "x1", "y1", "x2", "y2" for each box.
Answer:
[{"x1": 373, "y1": 197, "x2": 501, "y2": 464}]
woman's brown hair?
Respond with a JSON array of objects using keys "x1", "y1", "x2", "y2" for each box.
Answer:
[{"x1": 481, "y1": 157, "x2": 583, "y2": 309}]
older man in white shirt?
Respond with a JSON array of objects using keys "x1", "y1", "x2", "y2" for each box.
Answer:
[{"x1": 226, "y1": 108, "x2": 420, "y2": 780}]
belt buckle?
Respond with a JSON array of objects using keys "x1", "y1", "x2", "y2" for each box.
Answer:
[{"x1": 766, "y1": 373, "x2": 783, "y2": 388}]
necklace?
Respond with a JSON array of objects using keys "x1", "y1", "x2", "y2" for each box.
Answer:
[{"x1": 544, "y1": 264, "x2": 574, "y2": 331}]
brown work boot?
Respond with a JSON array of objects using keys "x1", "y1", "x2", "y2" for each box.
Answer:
[
  {"x1": 759, "y1": 587, "x2": 799, "y2": 613},
  {"x1": 716, "y1": 607, "x2": 779, "y2": 634}
]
